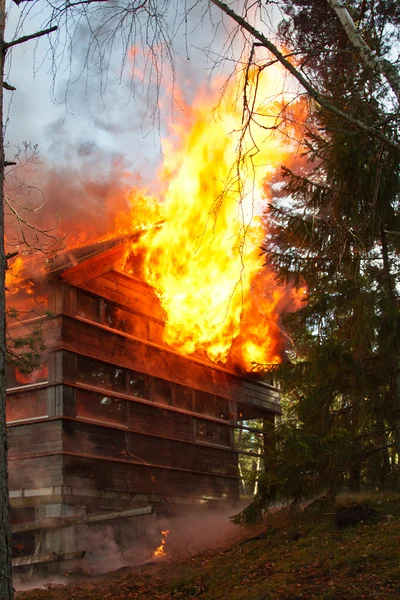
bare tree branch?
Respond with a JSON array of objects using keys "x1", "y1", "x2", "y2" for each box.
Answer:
[
  {"x1": 210, "y1": 0, "x2": 400, "y2": 152},
  {"x1": 3, "y1": 82, "x2": 15, "y2": 91},
  {"x1": 4, "y1": 26, "x2": 58, "y2": 51}
]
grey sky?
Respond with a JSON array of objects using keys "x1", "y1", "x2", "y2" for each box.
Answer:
[{"x1": 4, "y1": 1, "x2": 234, "y2": 178}]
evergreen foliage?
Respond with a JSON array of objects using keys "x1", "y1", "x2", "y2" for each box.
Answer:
[
  {"x1": 5, "y1": 307, "x2": 47, "y2": 375},
  {"x1": 236, "y1": 0, "x2": 400, "y2": 525}
]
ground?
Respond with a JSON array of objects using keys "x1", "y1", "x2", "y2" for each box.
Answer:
[{"x1": 16, "y1": 493, "x2": 400, "y2": 600}]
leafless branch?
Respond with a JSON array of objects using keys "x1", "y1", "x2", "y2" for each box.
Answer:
[
  {"x1": 4, "y1": 143, "x2": 66, "y2": 256},
  {"x1": 4, "y1": 26, "x2": 58, "y2": 51},
  {"x1": 3, "y1": 82, "x2": 16, "y2": 91},
  {"x1": 210, "y1": 0, "x2": 400, "y2": 152}
]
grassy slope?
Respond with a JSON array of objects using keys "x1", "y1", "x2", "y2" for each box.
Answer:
[{"x1": 16, "y1": 493, "x2": 400, "y2": 600}]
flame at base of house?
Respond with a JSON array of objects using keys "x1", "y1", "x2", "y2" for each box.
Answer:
[{"x1": 153, "y1": 530, "x2": 170, "y2": 558}]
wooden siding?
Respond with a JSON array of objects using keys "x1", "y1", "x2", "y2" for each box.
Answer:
[
  {"x1": 62, "y1": 454, "x2": 238, "y2": 503},
  {"x1": 59, "y1": 315, "x2": 280, "y2": 414},
  {"x1": 7, "y1": 418, "x2": 238, "y2": 505},
  {"x1": 7, "y1": 259, "x2": 280, "y2": 515},
  {"x1": 62, "y1": 419, "x2": 237, "y2": 478}
]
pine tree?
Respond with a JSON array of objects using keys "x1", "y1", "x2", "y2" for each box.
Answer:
[{"x1": 235, "y1": 0, "x2": 400, "y2": 525}]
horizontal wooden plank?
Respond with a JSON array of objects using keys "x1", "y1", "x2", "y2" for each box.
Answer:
[
  {"x1": 11, "y1": 505, "x2": 153, "y2": 533},
  {"x1": 102, "y1": 270, "x2": 156, "y2": 297},
  {"x1": 60, "y1": 242, "x2": 130, "y2": 285},
  {"x1": 60, "y1": 315, "x2": 280, "y2": 413},
  {"x1": 12, "y1": 551, "x2": 85, "y2": 568}
]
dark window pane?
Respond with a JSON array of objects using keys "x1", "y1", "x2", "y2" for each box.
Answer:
[
  {"x1": 76, "y1": 290, "x2": 99, "y2": 322},
  {"x1": 104, "y1": 301, "x2": 129, "y2": 332},
  {"x1": 7, "y1": 390, "x2": 48, "y2": 422},
  {"x1": 76, "y1": 355, "x2": 125, "y2": 393},
  {"x1": 63, "y1": 351, "x2": 77, "y2": 381},
  {"x1": 195, "y1": 391, "x2": 229, "y2": 420},
  {"x1": 76, "y1": 389, "x2": 126, "y2": 426},
  {"x1": 172, "y1": 384, "x2": 193, "y2": 410},
  {"x1": 129, "y1": 371, "x2": 149, "y2": 399},
  {"x1": 152, "y1": 378, "x2": 172, "y2": 405},
  {"x1": 104, "y1": 300, "x2": 149, "y2": 340},
  {"x1": 196, "y1": 419, "x2": 230, "y2": 446}
]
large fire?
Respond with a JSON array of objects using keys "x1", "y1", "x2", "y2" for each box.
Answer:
[
  {"x1": 6, "y1": 64, "x2": 305, "y2": 374},
  {"x1": 123, "y1": 67, "x2": 305, "y2": 371}
]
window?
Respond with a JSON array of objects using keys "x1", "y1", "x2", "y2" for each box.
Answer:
[
  {"x1": 196, "y1": 419, "x2": 230, "y2": 446},
  {"x1": 129, "y1": 370, "x2": 149, "y2": 399},
  {"x1": 6, "y1": 280, "x2": 49, "y2": 323},
  {"x1": 104, "y1": 301, "x2": 129, "y2": 332},
  {"x1": 104, "y1": 300, "x2": 149, "y2": 340},
  {"x1": 151, "y1": 378, "x2": 172, "y2": 405},
  {"x1": 76, "y1": 289, "x2": 100, "y2": 322},
  {"x1": 76, "y1": 389, "x2": 126, "y2": 426},
  {"x1": 7, "y1": 390, "x2": 47, "y2": 422},
  {"x1": 194, "y1": 391, "x2": 229, "y2": 420},
  {"x1": 76, "y1": 355, "x2": 125, "y2": 393},
  {"x1": 6, "y1": 363, "x2": 48, "y2": 389},
  {"x1": 172, "y1": 383, "x2": 193, "y2": 410}
]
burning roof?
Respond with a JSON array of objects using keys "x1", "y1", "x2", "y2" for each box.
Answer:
[{"x1": 6, "y1": 64, "x2": 306, "y2": 375}]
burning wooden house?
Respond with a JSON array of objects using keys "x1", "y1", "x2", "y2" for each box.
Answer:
[
  {"x1": 6, "y1": 235, "x2": 282, "y2": 564},
  {"x1": 4, "y1": 53, "x2": 311, "y2": 568}
]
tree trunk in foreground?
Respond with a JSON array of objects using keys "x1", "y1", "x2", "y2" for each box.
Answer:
[{"x1": 0, "y1": 0, "x2": 13, "y2": 596}]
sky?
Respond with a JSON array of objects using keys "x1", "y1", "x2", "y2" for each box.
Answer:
[
  {"x1": 3, "y1": 0, "x2": 289, "y2": 253},
  {"x1": 4, "y1": 1, "x2": 234, "y2": 178},
  {"x1": 3, "y1": 1, "x2": 237, "y2": 247}
]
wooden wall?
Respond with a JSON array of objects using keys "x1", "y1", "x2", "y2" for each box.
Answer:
[
  {"x1": 7, "y1": 417, "x2": 238, "y2": 509},
  {"x1": 7, "y1": 257, "x2": 280, "y2": 515},
  {"x1": 59, "y1": 314, "x2": 280, "y2": 414}
]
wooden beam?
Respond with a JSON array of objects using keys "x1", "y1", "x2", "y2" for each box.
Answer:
[
  {"x1": 11, "y1": 505, "x2": 154, "y2": 534},
  {"x1": 9, "y1": 450, "x2": 239, "y2": 479},
  {"x1": 60, "y1": 244, "x2": 129, "y2": 286},
  {"x1": 12, "y1": 551, "x2": 85, "y2": 568}
]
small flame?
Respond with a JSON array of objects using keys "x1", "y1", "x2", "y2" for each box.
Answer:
[{"x1": 153, "y1": 529, "x2": 170, "y2": 558}]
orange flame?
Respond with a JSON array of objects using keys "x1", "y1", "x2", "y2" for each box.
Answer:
[
  {"x1": 6, "y1": 64, "x2": 306, "y2": 374},
  {"x1": 125, "y1": 66, "x2": 305, "y2": 371},
  {"x1": 5, "y1": 257, "x2": 34, "y2": 297},
  {"x1": 153, "y1": 529, "x2": 169, "y2": 558}
]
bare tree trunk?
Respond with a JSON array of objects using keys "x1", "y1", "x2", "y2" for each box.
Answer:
[
  {"x1": 375, "y1": 407, "x2": 391, "y2": 489},
  {"x1": 0, "y1": 0, "x2": 13, "y2": 596},
  {"x1": 326, "y1": 0, "x2": 400, "y2": 104},
  {"x1": 380, "y1": 225, "x2": 400, "y2": 465}
]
